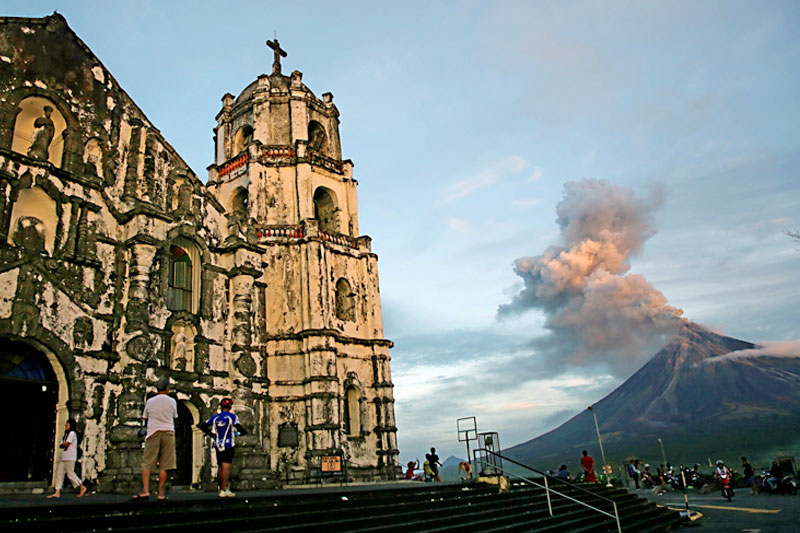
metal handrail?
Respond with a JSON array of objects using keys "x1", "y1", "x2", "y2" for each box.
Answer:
[{"x1": 474, "y1": 448, "x2": 622, "y2": 533}]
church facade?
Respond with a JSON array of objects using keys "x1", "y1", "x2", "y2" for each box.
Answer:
[{"x1": 0, "y1": 14, "x2": 398, "y2": 492}]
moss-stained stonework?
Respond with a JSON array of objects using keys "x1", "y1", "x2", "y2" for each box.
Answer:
[{"x1": 0, "y1": 14, "x2": 398, "y2": 492}]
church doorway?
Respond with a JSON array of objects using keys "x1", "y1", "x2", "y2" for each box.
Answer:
[
  {"x1": 0, "y1": 339, "x2": 59, "y2": 482},
  {"x1": 174, "y1": 400, "x2": 203, "y2": 486},
  {"x1": 174, "y1": 401, "x2": 194, "y2": 486}
]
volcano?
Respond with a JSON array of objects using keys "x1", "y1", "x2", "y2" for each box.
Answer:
[{"x1": 506, "y1": 323, "x2": 800, "y2": 470}]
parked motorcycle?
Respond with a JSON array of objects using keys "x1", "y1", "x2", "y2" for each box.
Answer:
[
  {"x1": 685, "y1": 466, "x2": 704, "y2": 488},
  {"x1": 760, "y1": 472, "x2": 798, "y2": 495}
]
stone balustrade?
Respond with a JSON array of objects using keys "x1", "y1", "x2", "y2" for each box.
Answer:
[{"x1": 217, "y1": 153, "x2": 248, "y2": 178}]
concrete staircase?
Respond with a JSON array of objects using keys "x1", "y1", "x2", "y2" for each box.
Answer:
[{"x1": 0, "y1": 480, "x2": 681, "y2": 532}]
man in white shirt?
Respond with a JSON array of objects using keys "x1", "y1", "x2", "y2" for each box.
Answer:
[{"x1": 133, "y1": 377, "x2": 178, "y2": 501}]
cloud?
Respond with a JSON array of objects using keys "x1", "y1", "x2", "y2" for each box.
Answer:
[
  {"x1": 393, "y1": 326, "x2": 620, "y2": 461},
  {"x1": 447, "y1": 217, "x2": 471, "y2": 234},
  {"x1": 513, "y1": 199, "x2": 540, "y2": 208},
  {"x1": 528, "y1": 167, "x2": 543, "y2": 182},
  {"x1": 702, "y1": 340, "x2": 800, "y2": 365},
  {"x1": 442, "y1": 155, "x2": 528, "y2": 202},
  {"x1": 498, "y1": 179, "x2": 685, "y2": 376}
]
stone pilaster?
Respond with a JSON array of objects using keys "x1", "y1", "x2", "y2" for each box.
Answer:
[
  {"x1": 98, "y1": 369, "x2": 146, "y2": 493},
  {"x1": 227, "y1": 246, "x2": 271, "y2": 488}
]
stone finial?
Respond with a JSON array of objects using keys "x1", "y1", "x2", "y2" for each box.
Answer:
[
  {"x1": 322, "y1": 92, "x2": 334, "y2": 105},
  {"x1": 221, "y1": 93, "x2": 235, "y2": 107},
  {"x1": 291, "y1": 70, "x2": 303, "y2": 88}
]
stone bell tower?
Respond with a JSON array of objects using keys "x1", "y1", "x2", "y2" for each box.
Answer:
[{"x1": 206, "y1": 41, "x2": 398, "y2": 482}]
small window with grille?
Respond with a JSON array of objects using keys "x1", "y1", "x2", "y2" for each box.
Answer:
[{"x1": 168, "y1": 246, "x2": 193, "y2": 312}]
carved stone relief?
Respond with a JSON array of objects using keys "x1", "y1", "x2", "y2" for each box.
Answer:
[
  {"x1": 73, "y1": 316, "x2": 94, "y2": 347},
  {"x1": 170, "y1": 322, "x2": 196, "y2": 372},
  {"x1": 126, "y1": 334, "x2": 154, "y2": 362}
]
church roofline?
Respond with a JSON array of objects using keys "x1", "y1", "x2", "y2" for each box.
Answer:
[{"x1": 0, "y1": 13, "x2": 200, "y2": 181}]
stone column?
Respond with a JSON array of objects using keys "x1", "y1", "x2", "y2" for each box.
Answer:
[
  {"x1": 227, "y1": 251, "x2": 271, "y2": 488},
  {"x1": 98, "y1": 368, "x2": 146, "y2": 493},
  {"x1": 123, "y1": 120, "x2": 143, "y2": 200},
  {"x1": 100, "y1": 241, "x2": 156, "y2": 492}
]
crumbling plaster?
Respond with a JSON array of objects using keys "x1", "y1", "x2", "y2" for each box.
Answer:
[{"x1": 0, "y1": 13, "x2": 398, "y2": 491}]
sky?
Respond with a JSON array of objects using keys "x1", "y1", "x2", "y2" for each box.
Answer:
[{"x1": 7, "y1": 1, "x2": 799, "y2": 465}]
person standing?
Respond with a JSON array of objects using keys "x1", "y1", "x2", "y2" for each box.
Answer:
[
  {"x1": 133, "y1": 377, "x2": 177, "y2": 501},
  {"x1": 741, "y1": 456, "x2": 757, "y2": 495},
  {"x1": 628, "y1": 459, "x2": 641, "y2": 489},
  {"x1": 429, "y1": 447, "x2": 442, "y2": 482},
  {"x1": 580, "y1": 450, "x2": 596, "y2": 483},
  {"x1": 47, "y1": 418, "x2": 87, "y2": 498},
  {"x1": 423, "y1": 454, "x2": 434, "y2": 482},
  {"x1": 198, "y1": 397, "x2": 248, "y2": 497}
]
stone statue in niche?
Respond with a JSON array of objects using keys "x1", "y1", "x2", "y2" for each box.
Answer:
[
  {"x1": 27, "y1": 106, "x2": 55, "y2": 160},
  {"x1": 170, "y1": 322, "x2": 196, "y2": 372},
  {"x1": 14, "y1": 216, "x2": 46, "y2": 254},
  {"x1": 177, "y1": 181, "x2": 192, "y2": 214},
  {"x1": 83, "y1": 139, "x2": 103, "y2": 178},
  {"x1": 226, "y1": 190, "x2": 248, "y2": 241}
]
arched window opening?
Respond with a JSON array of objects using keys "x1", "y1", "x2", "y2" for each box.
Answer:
[
  {"x1": 227, "y1": 187, "x2": 249, "y2": 239},
  {"x1": 308, "y1": 120, "x2": 327, "y2": 154},
  {"x1": 343, "y1": 386, "x2": 361, "y2": 437},
  {"x1": 232, "y1": 125, "x2": 253, "y2": 155},
  {"x1": 335, "y1": 278, "x2": 355, "y2": 322},
  {"x1": 167, "y1": 238, "x2": 201, "y2": 313},
  {"x1": 8, "y1": 186, "x2": 58, "y2": 255},
  {"x1": 313, "y1": 187, "x2": 339, "y2": 234},
  {"x1": 230, "y1": 187, "x2": 248, "y2": 219},
  {"x1": 11, "y1": 96, "x2": 68, "y2": 167}
]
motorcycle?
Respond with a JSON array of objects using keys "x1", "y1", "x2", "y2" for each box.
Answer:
[
  {"x1": 760, "y1": 473, "x2": 798, "y2": 495},
  {"x1": 685, "y1": 467, "x2": 704, "y2": 489},
  {"x1": 719, "y1": 472, "x2": 734, "y2": 501}
]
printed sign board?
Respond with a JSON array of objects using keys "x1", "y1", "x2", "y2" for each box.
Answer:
[{"x1": 321, "y1": 455, "x2": 342, "y2": 473}]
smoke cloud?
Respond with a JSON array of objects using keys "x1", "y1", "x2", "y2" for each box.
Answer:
[
  {"x1": 499, "y1": 179, "x2": 685, "y2": 374},
  {"x1": 701, "y1": 340, "x2": 800, "y2": 365}
]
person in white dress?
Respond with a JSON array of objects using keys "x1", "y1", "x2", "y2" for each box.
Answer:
[{"x1": 47, "y1": 418, "x2": 87, "y2": 498}]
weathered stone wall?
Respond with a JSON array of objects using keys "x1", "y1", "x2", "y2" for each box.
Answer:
[{"x1": 0, "y1": 13, "x2": 399, "y2": 492}]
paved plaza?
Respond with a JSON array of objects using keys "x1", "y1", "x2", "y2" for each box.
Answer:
[{"x1": 640, "y1": 489, "x2": 799, "y2": 532}]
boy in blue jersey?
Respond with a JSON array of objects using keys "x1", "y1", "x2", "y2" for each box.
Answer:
[{"x1": 198, "y1": 398, "x2": 248, "y2": 497}]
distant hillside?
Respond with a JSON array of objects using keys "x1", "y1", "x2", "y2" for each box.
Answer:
[
  {"x1": 439, "y1": 455, "x2": 466, "y2": 481},
  {"x1": 506, "y1": 324, "x2": 800, "y2": 473}
]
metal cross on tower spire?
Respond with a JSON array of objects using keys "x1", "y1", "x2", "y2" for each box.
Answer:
[{"x1": 266, "y1": 38, "x2": 287, "y2": 75}]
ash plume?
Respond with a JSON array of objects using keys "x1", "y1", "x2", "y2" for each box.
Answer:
[{"x1": 499, "y1": 178, "x2": 685, "y2": 375}]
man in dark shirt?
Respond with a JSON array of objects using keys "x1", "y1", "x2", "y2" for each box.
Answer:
[
  {"x1": 429, "y1": 447, "x2": 442, "y2": 482},
  {"x1": 766, "y1": 461, "x2": 783, "y2": 492},
  {"x1": 740, "y1": 456, "x2": 757, "y2": 495}
]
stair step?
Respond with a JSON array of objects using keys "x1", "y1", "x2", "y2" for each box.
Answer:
[{"x1": 0, "y1": 480, "x2": 683, "y2": 533}]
